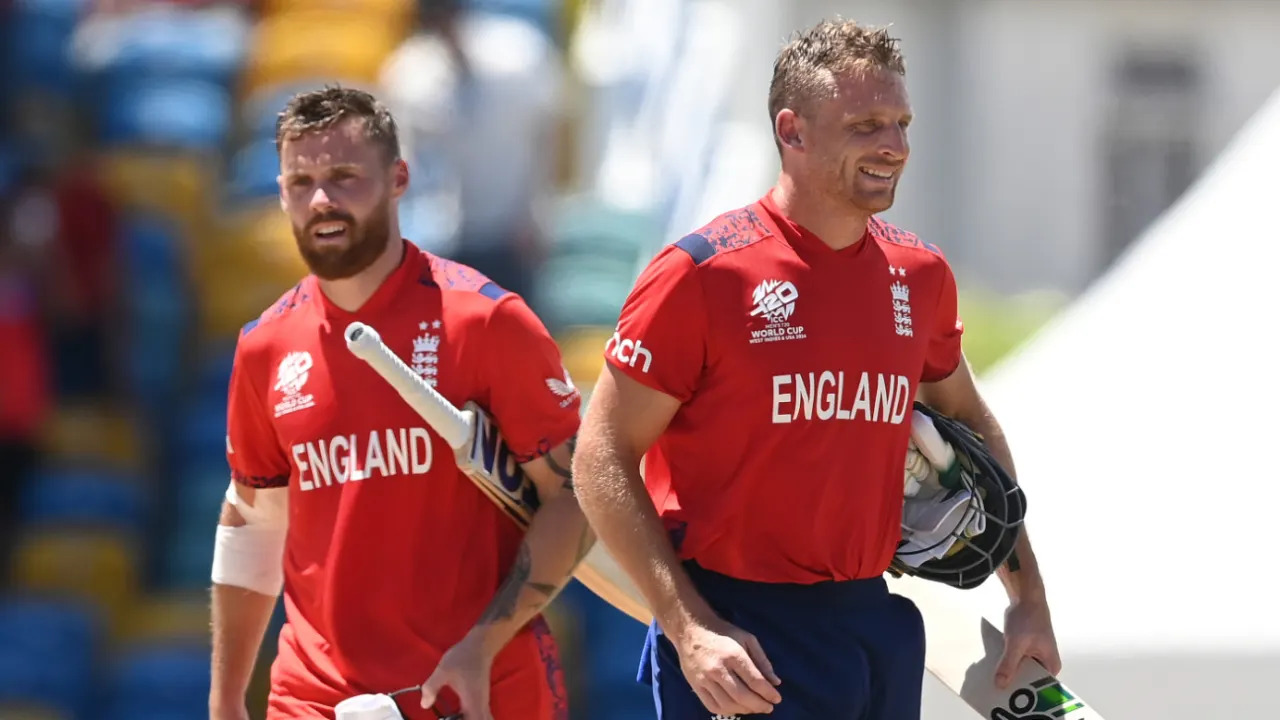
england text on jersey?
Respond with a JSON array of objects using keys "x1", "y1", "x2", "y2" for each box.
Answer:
[
  {"x1": 290, "y1": 427, "x2": 434, "y2": 490},
  {"x1": 771, "y1": 371, "x2": 911, "y2": 424}
]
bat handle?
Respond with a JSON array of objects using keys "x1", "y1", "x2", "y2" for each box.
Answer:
[{"x1": 344, "y1": 321, "x2": 474, "y2": 449}]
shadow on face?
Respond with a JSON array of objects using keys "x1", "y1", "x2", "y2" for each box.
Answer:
[{"x1": 277, "y1": 118, "x2": 405, "y2": 280}]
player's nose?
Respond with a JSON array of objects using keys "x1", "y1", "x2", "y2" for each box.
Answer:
[
  {"x1": 879, "y1": 126, "x2": 908, "y2": 162},
  {"x1": 309, "y1": 186, "x2": 338, "y2": 212}
]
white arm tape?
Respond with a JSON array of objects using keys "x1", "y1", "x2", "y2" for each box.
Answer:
[{"x1": 211, "y1": 483, "x2": 288, "y2": 596}]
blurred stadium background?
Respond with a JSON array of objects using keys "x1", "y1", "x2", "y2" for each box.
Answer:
[{"x1": 0, "y1": 0, "x2": 1277, "y2": 718}]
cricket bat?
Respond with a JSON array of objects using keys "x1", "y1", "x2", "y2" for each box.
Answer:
[
  {"x1": 343, "y1": 321, "x2": 652, "y2": 626},
  {"x1": 885, "y1": 573, "x2": 1104, "y2": 720}
]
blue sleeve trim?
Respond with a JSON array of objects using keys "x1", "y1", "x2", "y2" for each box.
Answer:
[
  {"x1": 673, "y1": 233, "x2": 715, "y2": 265},
  {"x1": 478, "y1": 281, "x2": 509, "y2": 301}
]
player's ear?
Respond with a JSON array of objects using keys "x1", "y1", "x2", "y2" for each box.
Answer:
[
  {"x1": 775, "y1": 109, "x2": 804, "y2": 151},
  {"x1": 390, "y1": 157, "x2": 409, "y2": 199},
  {"x1": 277, "y1": 175, "x2": 287, "y2": 213}
]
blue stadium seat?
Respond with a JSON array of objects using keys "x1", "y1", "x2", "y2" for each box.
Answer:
[
  {"x1": 4, "y1": 0, "x2": 87, "y2": 97},
  {"x1": 19, "y1": 466, "x2": 147, "y2": 534},
  {"x1": 97, "y1": 78, "x2": 232, "y2": 152},
  {"x1": 0, "y1": 595, "x2": 102, "y2": 720},
  {"x1": 103, "y1": 642, "x2": 210, "y2": 720},
  {"x1": 90, "y1": 6, "x2": 249, "y2": 88},
  {"x1": 227, "y1": 136, "x2": 285, "y2": 202},
  {"x1": 176, "y1": 394, "x2": 228, "y2": 468},
  {"x1": 196, "y1": 344, "x2": 237, "y2": 404},
  {"x1": 121, "y1": 215, "x2": 186, "y2": 302},
  {"x1": 125, "y1": 325, "x2": 185, "y2": 421},
  {"x1": 177, "y1": 463, "x2": 230, "y2": 522},
  {"x1": 241, "y1": 83, "x2": 314, "y2": 141},
  {"x1": 119, "y1": 216, "x2": 188, "y2": 417},
  {"x1": 161, "y1": 520, "x2": 219, "y2": 591}
]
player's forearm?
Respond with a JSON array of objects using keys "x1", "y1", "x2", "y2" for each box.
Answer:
[
  {"x1": 952, "y1": 404, "x2": 1048, "y2": 604},
  {"x1": 572, "y1": 438, "x2": 715, "y2": 638},
  {"x1": 209, "y1": 582, "x2": 276, "y2": 708},
  {"x1": 997, "y1": 528, "x2": 1046, "y2": 604},
  {"x1": 467, "y1": 493, "x2": 591, "y2": 652}
]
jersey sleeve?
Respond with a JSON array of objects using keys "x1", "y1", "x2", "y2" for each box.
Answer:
[
  {"x1": 226, "y1": 331, "x2": 290, "y2": 488},
  {"x1": 482, "y1": 295, "x2": 582, "y2": 462},
  {"x1": 605, "y1": 243, "x2": 708, "y2": 402},
  {"x1": 921, "y1": 260, "x2": 965, "y2": 383}
]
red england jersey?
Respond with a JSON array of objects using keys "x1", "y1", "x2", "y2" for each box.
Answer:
[
  {"x1": 225, "y1": 241, "x2": 578, "y2": 719},
  {"x1": 605, "y1": 191, "x2": 964, "y2": 584}
]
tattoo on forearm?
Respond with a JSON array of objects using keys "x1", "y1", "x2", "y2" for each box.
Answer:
[
  {"x1": 480, "y1": 542, "x2": 533, "y2": 624},
  {"x1": 1005, "y1": 551, "x2": 1022, "y2": 573},
  {"x1": 544, "y1": 434, "x2": 577, "y2": 494},
  {"x1": 478, "y1": 540, "x2": 566, "y2": 625},
  {"x1": 527, "y1": 580, "x2": 559, "y2": 601},
  {"x1": 475, "y1": 435, "x2": 589, "y2": 626}
]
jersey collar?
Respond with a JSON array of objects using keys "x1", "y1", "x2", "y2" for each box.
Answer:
[{"x1": 757, "y1": 189, "x2": 872, "y2": 260}]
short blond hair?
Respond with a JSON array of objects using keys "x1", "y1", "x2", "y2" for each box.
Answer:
[
  {"x1": 768, "y1": 19, "x2": 906, "y2": 134},
  {"x1": 276, "y1": 85, "x2": 401, "y2": 163}
]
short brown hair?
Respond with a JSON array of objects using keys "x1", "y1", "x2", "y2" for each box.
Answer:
[
  {"x1": 768, "y1": 19, "x2": 906, "y2": 132},
  {"x1": 275, "y1": 85, "x2": 401, "y2": 162}
]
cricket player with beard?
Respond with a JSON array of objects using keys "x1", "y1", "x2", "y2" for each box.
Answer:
[
  {"x1": 571, "y1": 20, "x2": 1063, "y2": 720},
  {"x1": 209, "y1": 87, "x2": 590, "y2": 720}
]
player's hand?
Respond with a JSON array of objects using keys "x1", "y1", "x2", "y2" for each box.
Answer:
[
  {"x1": 996, "y1": 598, "x2": 1062, "y2": 688},
  {"x1": 420, "y1": 634, "x2": 495, "y2": 720},
  {"x1": 673, "y1": 615, "x2": 783, "y2": 716}
]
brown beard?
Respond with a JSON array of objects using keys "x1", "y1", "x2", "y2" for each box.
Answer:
[{"x1": 293, "y1": 195, "x2": 393, "y2": 280}]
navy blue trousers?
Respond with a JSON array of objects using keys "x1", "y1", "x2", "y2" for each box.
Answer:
[{"x1": 637, "y1": 562, "x2": 926, "y2": 720}]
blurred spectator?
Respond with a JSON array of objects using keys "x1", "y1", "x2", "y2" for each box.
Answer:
[
  {"x1": 419, "y1": 0, "x2": 471, "y2": 81},
  {"x1": 5, "y1": 155, "x2": 120, "y2": 401},
  {"x1": 47, "y1": 149, "x2": 121, "y2": 400},
  {"x1": 383, "y1": 4, "x2": 566, "y2": 300},
  {"x1": 0, "y1": 173, "x2": 53, "y2": 578}
]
